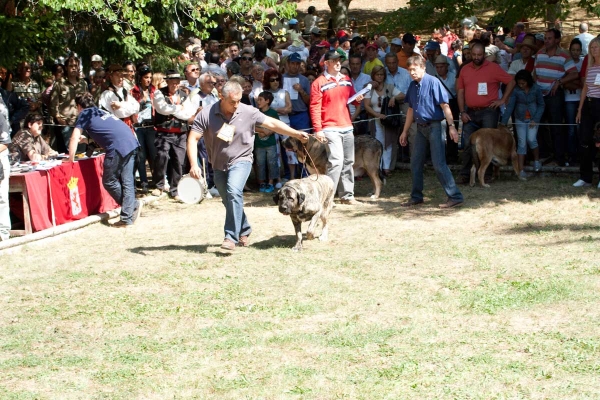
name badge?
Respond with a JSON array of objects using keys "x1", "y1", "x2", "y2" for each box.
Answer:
[
  {"x1": 217, "y1": 123, "x2": 235, "y2": 143},
  {"x1": 477, "y1": 83, "x2": 488, "y2": 95},
  {"x1": 594, "y1": 74, "x2": 600, "y2": 86}
]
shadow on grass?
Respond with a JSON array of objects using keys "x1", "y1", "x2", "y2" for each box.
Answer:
[
  {"x1": 128, "y1": 244, "x2": 219, "y2": 256},
  {"x1": 504, "y1": 222, "x2": 600, "y2": 235},
  {"x1": 251, "y1": 235, "x2": 298, "y2": 250}
]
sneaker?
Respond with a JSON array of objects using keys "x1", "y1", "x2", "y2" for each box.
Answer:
[
  {"x1": 132, "y1": 200, "x2": 143, "y2": 224},
  {"x1": 220, "y1": 238, "x2": 235, "y2": 251},
  {"x1": 259, "y1": 183, "x2": 267, "y2": 193},
  {"x1": 519, "y1": 170, "x2": 530, "y2": 180},
  {"x1": 208, "y1": 186, "x2": 220, "y2": 197},
  {"x1": 339, "y1": 198, "x2": 362, "y2": 205},
  {"x1": 264, "y1": 184, "x2": 275, "y2": 193},
  {"x1": 205, "y1": 190, "x2": 213, "y2": 199},
  {"x1": 275, "y1": 182, "x2": 283, "y2": 189},
  {"x1": 573, "y1": 179, "x2": 592, "y2": 187},
  {"x1": 533, "y1": 160, "x2": 542, "y2": 172}
]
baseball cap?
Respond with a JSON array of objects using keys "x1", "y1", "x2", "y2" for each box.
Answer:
[
  {"x1": 288, "y1": 52, "x2": 302, "y2": 63},
  {"x1": 390, "y1": 38, "x2": 403, "y2": 46},
  {"x1": 289, "y1": 18, "x2": 298, "y2": 25},
  {"x1": 365, "y1": 43, "x2": 378, "y2": 51},
  {"x1": 91, "y1": 54, "x2": 103, "y2": 62},
  {"x1": 107, "y1": 64, "x2": 123, "y2": 74},
  {"x1": 402, "y1": 33, "x2": 417, "y2": 45},
  {"x1": 425, "y1": 40, "x2": 440, "y2": 51},
  {"x1": 324, "y1": 50, "x2": 341, "y2": 61},
  {"x1": 434, "y1": 55, "x2": 448, "y2": 64},
  {"x1": 311, "y1": 27, "x2": 321, "y2": 35},
  {"x1": 379, "y1": 36, "x2": 388, "y2": 44},
  {"x1": 316, "y1": 40, "x2": 329, "y2": 48}
]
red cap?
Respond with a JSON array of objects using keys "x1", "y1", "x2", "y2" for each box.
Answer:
[
  {"x1": 365, "y1": 43, "x2": 378, "y2": 50},
  {"x1": 316, "y1": 40, "x2": 329, "y2": 48},
  {"x1": 337, "y1": 29, "x2": 348, "y2": 38}
]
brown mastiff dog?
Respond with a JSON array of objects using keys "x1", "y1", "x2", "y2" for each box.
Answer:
[
  {"x1": 283, "y1": 134, "x2": 384, "y2": 199},
  {"x1": 469, "y1": 125, "x2": 521, "y2": 187},
  {"x1": 273, "y1": 175, "x2": 335, "y2": 251}
]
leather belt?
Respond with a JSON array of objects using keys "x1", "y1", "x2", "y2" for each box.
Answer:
[{"x1": 467, "y1": 107, "x2": 490, "y2": 111}]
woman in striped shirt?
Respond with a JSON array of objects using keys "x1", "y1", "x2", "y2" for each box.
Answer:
[{"x1": 574, "y1": 38, "x2": 600, "y2": 187}]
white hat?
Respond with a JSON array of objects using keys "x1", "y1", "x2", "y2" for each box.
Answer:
[
  {"x1": 390, "y1": 38, "x2": 403, "y2": 46},
  {"x1": 91, "y1": 54, "x2": 103, "y2": 62}
]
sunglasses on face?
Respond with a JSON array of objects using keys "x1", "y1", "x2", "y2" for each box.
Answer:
[
  {"x1": 190, "y1": 68, "x2": 200, "y2": 72},
  {"x1": 270, "y1": 78, "x2": 280, "y2": 82},
  {"x1": 241, "y1": 56, "x2": 253, "y2": 61}
]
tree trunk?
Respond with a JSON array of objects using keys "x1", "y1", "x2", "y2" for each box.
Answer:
[
  {"x1": 545, "y1": 2, "x2": 561, "y2": 29},
  {"x1": 328, "y1": 0, "x2": 351, "y2": 31}
]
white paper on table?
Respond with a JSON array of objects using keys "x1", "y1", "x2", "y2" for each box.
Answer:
[
  {"x1": 347, "y1": 84, "x2": 372, "y2": 104},
  {"x1": 284, "y1": 77, "x2": 300, "y2": 100}
]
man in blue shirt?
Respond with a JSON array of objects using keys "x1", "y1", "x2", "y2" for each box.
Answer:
[
  {"x1": 68, "y1": 93, "x2": 142, "y2": 227},
  {"x1": 399, "y1": 56, "x2": 464, "y2": 209}
]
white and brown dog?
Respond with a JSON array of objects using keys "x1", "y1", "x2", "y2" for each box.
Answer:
[{"x1": 273, "y1": 175, "x2": 335, "y2": 251}]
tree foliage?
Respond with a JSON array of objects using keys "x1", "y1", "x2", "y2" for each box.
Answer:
[
  {"x1": 381, "y1": 0, "x2": 600, "y2": 33},
  {"x1": 0, "y1": 0, "x2": 297, "y2": 69}
]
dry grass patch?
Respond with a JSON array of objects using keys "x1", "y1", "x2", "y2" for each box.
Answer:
[{"x1": 1, "y1": 171, "x2": 600, "y2": 399}]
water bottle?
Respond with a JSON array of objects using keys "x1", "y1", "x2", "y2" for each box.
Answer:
[{"x1": 457, "y1": 119, "x2": 464, "y2": 150}]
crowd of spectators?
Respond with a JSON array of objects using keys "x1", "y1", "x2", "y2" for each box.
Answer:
[{"x1": 1, "y1": 10, "x2": 600, "y2": 239}]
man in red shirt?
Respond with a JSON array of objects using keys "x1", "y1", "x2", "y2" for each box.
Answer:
[
  {"x1": 310, "y1": 50, "x2": 365, "y2": 205},
  {"x1": 456, "y1": 42, "x2": 516, "y2": 183}
]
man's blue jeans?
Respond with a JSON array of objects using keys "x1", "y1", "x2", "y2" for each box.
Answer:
[
  {"x1": 411, "y1": 122, "x2": 463, "y2": 203},
  {"x1": 103, "y1": 149, "x2": 137, "y2": 224},
  {"x1": 135, "y1": 127, "x2": 156, "y2": 185},
  {"x1": 459, "y1": 108, "x2": 499, "y2": 177},
  {"x1": 213, "y1": 161, "x2": 252, "y2": 244}
]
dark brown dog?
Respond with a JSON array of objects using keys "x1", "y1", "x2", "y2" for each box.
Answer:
[
  {"x1": 469, "y1": 125, "x2": 521, "y2": 187},
  {"x1": 283, "y1": 134, "x2": 384, "y2": 199},
  {"x1": 273, "y1": 175, "x2": 335, "y2": 251}
]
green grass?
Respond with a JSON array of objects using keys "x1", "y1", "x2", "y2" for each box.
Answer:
[{"x1": 1, "y1": 172, "x2": 600, "y2": 398}]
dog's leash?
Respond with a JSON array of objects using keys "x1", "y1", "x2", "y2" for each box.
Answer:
[{"x1": 300, "y1": 135, "x2": 327, "y2": 181}]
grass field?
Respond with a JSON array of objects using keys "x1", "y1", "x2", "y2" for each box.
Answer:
[{"x1": 1, "y1": 171, "x2": 599, "y2": 399}]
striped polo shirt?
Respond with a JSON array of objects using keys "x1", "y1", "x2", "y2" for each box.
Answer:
[
  {"x1": 534, "y1": 47, "x2": 577, "y2": 95},
  {"x1": 585, "y1": 65, "x2": 600, "y2": 98}
]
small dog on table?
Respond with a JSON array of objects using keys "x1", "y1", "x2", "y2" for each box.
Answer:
[
  {"x1": 469, "y1": 125, "x2": 522, "y2": 187},
  {"x1": 273, "y1": 175, "x2": 335, "y2": 251}
]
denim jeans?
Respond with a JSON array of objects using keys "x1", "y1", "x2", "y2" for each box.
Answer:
[
  {"x1": 0, "y1": 150, "x2": 10, "y2": 240},
  {"x1": 411, "y1": 122, "x2": 463, "y2": 202},
  {"x1": 543, "y1": 91, "x2": 566, "y2": 164},
  {"x1": 564, "y1": 100, "x2": 579, "y2": 160},
  {"x1": 255, "y1": 145, "x2": 279, "y2": 181},
  {"x1": 459, "y1": 108, "x2": 499, "y2": 177},
  {"x1": 103, "y1": 149, "x2": 137, "y2": 224},
  {"x1": 323, "y1": 128, "x2": 355, "y2": 200},
  {"x1": 213, "y1": 161, "x2": 252, "y2": 243},
  {"x1": 578, "y1": 97, "x2": 600, "y2": 183},
  {"x1": 135, "y1": 127, "x2": 156, "y2": 185},
  {"x1": 514, "y1": 119, "x2": 539, "y2": 155}
]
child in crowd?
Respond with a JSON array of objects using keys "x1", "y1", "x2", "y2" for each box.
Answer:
[
  {"x1": 254, "y1": 91, "x2": 280, "y2": 193},
  {"x1": 500, "y1": 69, "x2": 545, "y2": 177}
]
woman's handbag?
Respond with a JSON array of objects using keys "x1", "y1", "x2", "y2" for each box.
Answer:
[{"x1": 380, "y1": 86, "x2": 402, "y2": 128}]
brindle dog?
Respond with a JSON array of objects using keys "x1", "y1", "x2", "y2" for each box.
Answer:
[
  {"x1": 283, "y1": 135, "x2": 384, "y2": 199},
  {"x1": 273, "y1": 175, "x2": 335, "y2": 251}
]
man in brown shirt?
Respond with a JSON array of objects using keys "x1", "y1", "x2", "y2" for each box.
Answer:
[
  {"x1": 50, "y1": 55, "x2": 88, "y2": 151},
  {"x1": 10, "y1": 113, "x2": 57, "y2": 161}
]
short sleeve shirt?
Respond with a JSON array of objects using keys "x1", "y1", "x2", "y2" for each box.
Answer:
[
  {"x1": 75, "y1": 107, "x2": 139, "y2": 157},
  {"x1": 11, "y1": 130, "x2": 51, "y2": 160},
  {"x1": 406, "y1": 73, "x2": 448, "y2": 124},
  {"x1": 534, "y1": 47, "x2": 577, "y2": 95},
  {"x1": 457, "y1": 60, "x2": 513, "y2": 108},
  {"x1": 191, "y1": 101, "x2": 266, "y2": 170}
]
